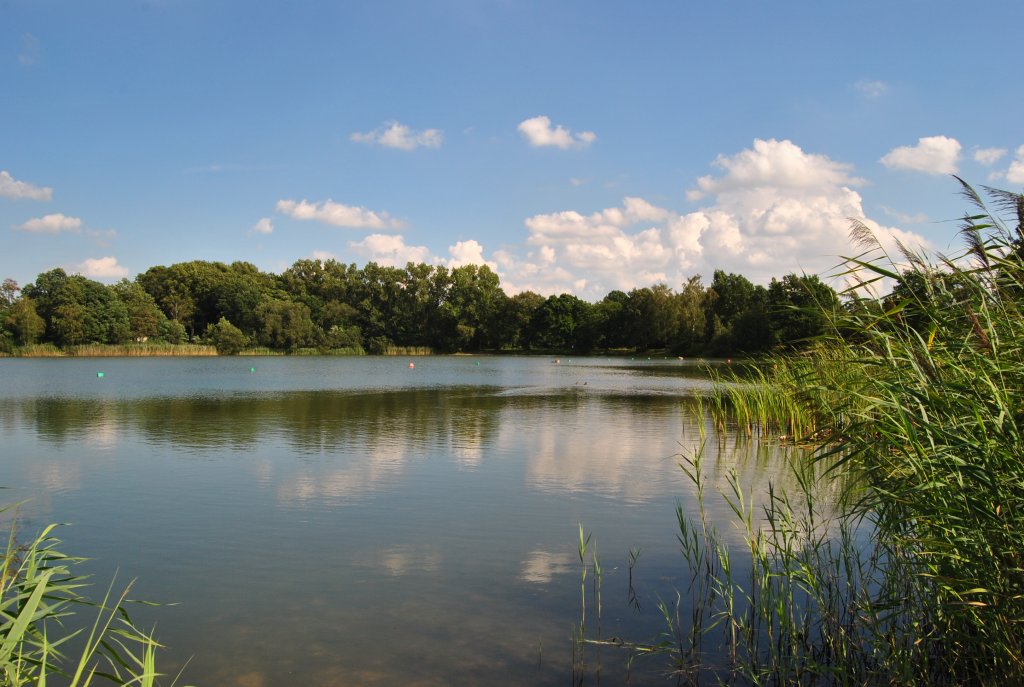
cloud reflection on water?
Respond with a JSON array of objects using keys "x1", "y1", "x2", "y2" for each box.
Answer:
[{"x1": 520, "y1": 550, "x2": 575, "y2": 584}]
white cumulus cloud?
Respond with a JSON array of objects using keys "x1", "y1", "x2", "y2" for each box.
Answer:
[
  {"x1": 974, "y1": 147, "x2": 1007, "y2": 166},
  {"x1": 251, "y1": 217, "x2": 274, "y2": 234},
  {"x1": 688, "y1": 138, "x2": 862, "y2": 201},
  {"x1": 279, "y1": 139, "x2": 931, "y2": 300},
  {"x1": 347, "y1": 234, "x2": 433, "y2": 267},
  {"x1": 276, "y1": 199, "x2": 404, "y2": 229},
  {"x1": 15, "y1": 213, "x2": 82, "y2": 233},
  {"x1": 517, "y1": 116, "x2": 596, "y2": 150},
  {"x1": 351, "y1": 121, "x2": 443, "y2": 151},
  {"x1": 496, "y1": 139, "x2": 927, "y2": 298},
  {"x1": 1007, "y1": 163, "x2": 1024, "y2": 186},
  {"x1": 446, "y1": 239, "x2": 497, "y2": 270},
  {"x1": 0, "y1": 170, "x2": 53, "y2": 201},
  {"x1": 1003, "y1": 145, "x2": 1024, "y2": 186},
  {"x1": 343, "y1": 237, "x2": 502, "y2": 271},
  {"x1": 880, "y1": 135, "x2": 961, "y2": 175},
  {"x1": 75, "y1": 256, "x2": 129, "y2": 280}
]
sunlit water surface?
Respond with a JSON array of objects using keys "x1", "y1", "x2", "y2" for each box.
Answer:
[{"x1": 0, "y1": 356, "x2": 795, "y2": 685}]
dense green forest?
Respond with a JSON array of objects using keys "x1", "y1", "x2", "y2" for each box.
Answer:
[{"x1": 0, "y1": 259, "x2": 840, "y2": 355}]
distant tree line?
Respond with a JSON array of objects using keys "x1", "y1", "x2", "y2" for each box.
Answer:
[{"x1": 0, "y1": 259, "x2": 842, "y2": 355}]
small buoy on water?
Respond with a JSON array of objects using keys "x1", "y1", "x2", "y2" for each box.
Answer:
[
  {"x1": 408, "y1": 362, "x2": 415, "y2": 369},
  {"x1": 96, "y1": 372, "x2": 105, "y2": 378},
  {"x1": 475, "y1": 361, "x2": 480, "y2": 366},
  {"x1": 249, "y1": 367, "x2": 256, "y2": 373}
]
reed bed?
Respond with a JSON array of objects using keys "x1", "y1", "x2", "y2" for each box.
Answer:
[
  {"x1": 238, "y1": 347, "x2": 284, "y2": 356},
  {"x1": 237, "y1": 346, "x2": 366, "y2": 356},
  {"x1": 66, "y1": 343, "x2": 217, "y2": 357},
  {"x1": 319, "y1": 346, "x2": 366, "y2": 356},
  {"x1": 10, "y1": 344, "x2": 64, "y2": 357},
  {"x1": 288, "y1": 347, "x2": 322, "y2": 356},
  {"x1": 590, "y1": 181, "x2": 1024, "y2": 685},
  {"x1": 705, "y1": 349, "x2": 864, "y2": 443},
  {"x1": 380, "y1": 345, "x2": 433, "y2": 356}
]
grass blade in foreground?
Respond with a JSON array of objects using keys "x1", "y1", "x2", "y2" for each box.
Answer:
[{"x1": 1, "y1": 516, "x2": 190, "y2": 686}]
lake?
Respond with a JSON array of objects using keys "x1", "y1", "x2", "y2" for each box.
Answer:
[{"x1": 0, "y1": 356, "x2": 794, "y2": 686}]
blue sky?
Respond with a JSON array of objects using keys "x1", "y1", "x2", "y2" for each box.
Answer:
[{"x1": 3, "y1": 0, "x2": 1022, "y2": 299}]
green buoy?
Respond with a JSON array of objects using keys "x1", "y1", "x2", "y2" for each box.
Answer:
[{"x1": 96, "y1": 372, "x2": 104, "y2": 378}]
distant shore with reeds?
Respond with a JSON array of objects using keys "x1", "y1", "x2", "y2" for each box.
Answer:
[
  {"x1": 0, "y1": 343, "x2": 439, "y2": 358},
  {"x1": 0, "y1": 343, "x2": 434, "y2": 357},
  {"x1": 3, "y1": 342, "x2": 219, "y2": 357}
]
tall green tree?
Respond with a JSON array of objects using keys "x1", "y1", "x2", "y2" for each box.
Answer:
[
  {"x1": 731, "y1": 296, "x2": 771, "y2": 353},
  {"x1": 4, "y1": 296, "x2": 45, "y2": 345},
  {"x1": 348, "y1": 261, "x2": 404, "y2": 346},
  {"x1": 255, "y1": 299, "x2": 316, "y2": 350},
  {"x1": 624, "y1": 284, "x2": 679, "y2": 350},
  {"x1": 435, "y1": 264, "x2": 505, "y2": 351},
  {"x1": 674, "y1": 276, "x2": 706, "y2": 354},
  {"x1": 206, "y1": 317, "x2": 247, "y2": 355},
  {"x1": 594, "y1": 290, "x2": 629, "y2": 349},
  {"x1": 139, "y1": 261, "x2": 275, "y2": 338},
  {"x1": 705, "y1": 270, "x2": 762, "y2": 354},
  {"x1": 137, "y1": 265, "x2": 196, "y2": 334},
  {"x1": 23, "y1": 269, "x2": 131, "y2": 345},
  {"x1": 112, "y1": 279, "x2": 165, "y2": 341},
  {"x1": 766, "y1": 273, "x2": 839, "y2": 348},
  {"x1": 531, "y1": 294, "x2": 595, "y2": 352},
  {"x1": 1, "y1": 278, "x2": 18, "y2": 306},
  {"x1": 507, "y1": 291, "x2": 545, "y2": 350}
]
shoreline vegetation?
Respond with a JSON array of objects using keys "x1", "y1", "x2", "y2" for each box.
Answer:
[
  {"x1": 0, "y1": 343, "x2": 701, "y2": 358},
  {"x1": 0, "y1": 343, "x2": 437, "y2": 357},
  {"x1": 1, "y1": 245, "x2": 837, "y2": 360},
  {"x1": 574, "y1": 180, "x2": 1024, "y2": 684}
]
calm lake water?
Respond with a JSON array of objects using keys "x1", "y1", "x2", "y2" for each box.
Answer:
[{"x1": 0, "y1": 356, "x2": 793, "y2": 686}]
